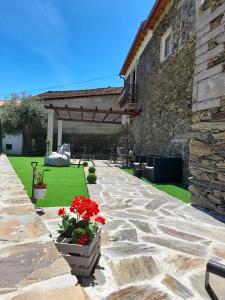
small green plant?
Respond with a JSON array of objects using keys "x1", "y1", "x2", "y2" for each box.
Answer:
[
  {"x1": 88, "y1": 166, "x2": 96, "y2": 173},
  {"x1": 83, "y1": 161, "x2": 88, "y2": 167},
  {"x1": 87, "y1": 173, "x2": 97, "y2": 184},
  {"x1": 34, "y1": 170, "x2": 47, "y2": 188}
]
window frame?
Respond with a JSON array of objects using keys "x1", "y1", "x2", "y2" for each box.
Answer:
[{"x1": 160, "y1": 27, "x2": 173, "y2": 62}]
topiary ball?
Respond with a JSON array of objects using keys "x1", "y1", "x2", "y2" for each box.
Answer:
[
  {"x1": 87, "y1": 173, "x2": 97, "y2": 184},
  {"x1": 83, "y1": 161, "x2": 88, "y2": 167},
  {"x1": 88, "y1": 166, "x2": 96, "y2": 174}
]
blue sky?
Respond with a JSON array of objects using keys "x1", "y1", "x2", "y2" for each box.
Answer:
[{"x1": 0, "y1": 0, "x2": 154, "y2": 98}]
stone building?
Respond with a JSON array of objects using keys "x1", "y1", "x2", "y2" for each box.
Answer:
[
  {"x1": 119, "y1": 0, "x2": 197, "y2": 182},
  {"x1": 39, "y1": 87, "x2": 123, "y2": 158},
  {"x1": 189, "y1": 0, "x2": 225, "y2": 215}
]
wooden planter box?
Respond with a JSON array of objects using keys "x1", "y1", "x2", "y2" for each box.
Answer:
[{"x1": 55, "y1": 228, "x2": 101, "y2": 277}]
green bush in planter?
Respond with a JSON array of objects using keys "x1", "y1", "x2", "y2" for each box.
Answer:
[
  {"x1": 87, "y1": 173, "x2": 97, "y2": 184},
  {"x1": 88, "y1": 166, "x2": 96, "y2": 174},
  {"x1": 83, "y1": 161, "x2": 88, "y2": 167}
]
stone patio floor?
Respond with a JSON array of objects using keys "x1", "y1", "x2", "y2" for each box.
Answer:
[
  {"x1": 0, "y1": 155, "x2": 88, "y2": 300},
  {"x1": 40, "y1": 161, "x2": 225, "y2": 299}
]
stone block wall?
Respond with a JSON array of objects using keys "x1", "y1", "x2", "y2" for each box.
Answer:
[
  {"x1": 189, "y1": 0, "x2": 225, "y2": 215},
  {"x1": 130, "y1": 0, "x2": 197, "y2": 182}
]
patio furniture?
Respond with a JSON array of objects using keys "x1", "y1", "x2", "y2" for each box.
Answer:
[
  {"x1": 78, "y1": 146, "x2": 95, "y2": 167},
  {"x1": 134, "y1": 167, "x2": 142, "y2": 178},
  {"x1": 133, "y1": 155, "x2": 147, "y2": 167},
  {"x1": 205, "y1": 260, "x2": 225, "y2": 300},
  {"x1": 44, "y1": 144, "x2": 71, "y2": 167},
  {"x1": 143, "y1": 157, "x2": 182, "y2": 183},
  {"x1": 117, "y1": 147, "x2": 127, "y2": 166}
]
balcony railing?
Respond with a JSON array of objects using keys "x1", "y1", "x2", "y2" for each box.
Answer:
[{"x1": 118, "y1": 83, "x2": 138, "y2": 109}]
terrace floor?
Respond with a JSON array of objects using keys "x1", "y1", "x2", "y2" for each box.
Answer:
[{"x1": 41, "y1": 161, "x2": 225, "y2": 299}]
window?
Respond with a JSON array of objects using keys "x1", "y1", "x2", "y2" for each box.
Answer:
[
  {"x1": 164, "y1": 34, "x2": 172, "y2": 58},
  {"x1": 6, "y1": 144, "x2": 12, "y2": 150},
  {"x1": 160, "y1": 27, "x2": 173, "y2": 62}
]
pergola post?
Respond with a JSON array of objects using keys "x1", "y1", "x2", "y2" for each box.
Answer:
[
  {"x1": 47, "y1": 109, "x2": 54, "y2": 153},
  {"x1": 57, "y1": 120, "x2": 63, "y2": 150}
]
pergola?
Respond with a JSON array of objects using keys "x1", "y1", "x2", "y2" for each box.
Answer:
[{"x1": 45, "y1": 104, "x2": 140, "y2": 152}]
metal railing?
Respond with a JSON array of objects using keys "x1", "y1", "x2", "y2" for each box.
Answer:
[{"x1": 118, "y1": 83, "x2": 138, "y2": 108}]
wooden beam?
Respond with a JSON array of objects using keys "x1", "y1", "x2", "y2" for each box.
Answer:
[
  {"x1": 102, "y1": 113, "x2": 109, "y2": 122},
  {"x1": 54, "y1": 109, "x2": 60, "y2": 117},
  {"x1": 58, "y1": 118, "x2": 121, "y2": 125},
  {"x1": 65, "y1": 105, "x2": 71, "y2": 119},
  {"x1": 80, "y1": 106, "x2": 84, "y2": 120},
  {"x1": 113, "y1": 115, "x2": 121, "y2": 122},
  {"x1": 92, "y1": 107, "x2": 97, "y2": 121},
  {"x1": 46, "y1": 105, "x2": 139, "y2": 117},
  {"x1": 102, "y1": 108, "x2": 112, "y2": 122},
  {"x1": 211, "y1": 112, "x2": 225, "y2": 121}
]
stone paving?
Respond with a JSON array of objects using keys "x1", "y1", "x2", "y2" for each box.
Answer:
[
  {"x1": 0, "y1": 155, "x2": 88, "y2": 300},
  {"x1": 40, "y1": 162, "x2": 225, "y2": 300}
]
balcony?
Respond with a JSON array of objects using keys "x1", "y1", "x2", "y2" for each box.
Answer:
[{"x1": 118, "y1": 83, "x2": 138, "y2": 111}]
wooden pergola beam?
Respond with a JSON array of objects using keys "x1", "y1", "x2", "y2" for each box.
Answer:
[
  {"x1": 46, "y1": 104, "x2": 139, "y2": 117},
  {"x1": 54, "y1": 109, "x2": 60, "y2": 117},
  {"x1": 58, "y1": 118, "x2": 121, "y2": 125},
  {"x1": 65, "y1": 105, "x2": 72, "y2": 119},
  {"x1": 80, "y1": 106, "x2": 84, "y2": 120},
  {"x1": 113, "y1": 115, "x2": 121, "y2": 122},
  {"x1": 92, "y1": 107, "x2": 97, "y2": 121}
]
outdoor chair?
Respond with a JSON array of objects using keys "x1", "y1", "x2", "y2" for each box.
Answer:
[
  {"x1": 205, "y1": 260, "x2": 225, "y2": 299},
  {"x1": 44, "y1": 143, "x2": 71, "y2": 167},
  {"x1": 133, "y1": 155, "x2": 147, "y2": 168},
  {"x1": 143, "y1": 157, "x2": 182, "y2": 183}
]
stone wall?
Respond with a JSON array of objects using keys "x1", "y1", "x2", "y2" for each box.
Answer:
[
  {"x1": 130, "y1": 0, "x2": 197, "y2": 182},
  {"x1": 189, "y1": 0, "x2": 225, "y2": 215}
]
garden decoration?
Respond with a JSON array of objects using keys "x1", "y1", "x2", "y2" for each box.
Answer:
[
  {"x1": 55, "y1": 196, "x2": 105, "y2": 277},
  {"x1": 87, "y1": 173, "x2": 97, "y2": 184},
  {"x1": 31, "y1": 161, "x2": 38, "y2": 201},
  {"x1": 33, "y1": 169, "x2": 47, "y2": 200},
  {"x1": 83, "y1": 161, "x2": 88, "y2": 167},
  {"x1": 88, "y1": 166, "x2": 96, "y2": 174}
]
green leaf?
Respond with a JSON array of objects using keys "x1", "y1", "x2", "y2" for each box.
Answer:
[{"x1": 72, "y1": 228, "x2": 86, "y2": 243}]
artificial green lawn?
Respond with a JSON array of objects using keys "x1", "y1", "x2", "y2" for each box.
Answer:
[
  {"x1": 123, "y1": 168, "x2": 190, "y2": 204},
  {"x1": 9, "y1": 156, "x2": 88, "y2": 208}
]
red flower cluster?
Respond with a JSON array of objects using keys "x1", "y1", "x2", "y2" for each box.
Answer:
[
  {"x1": 70, "y1": 196, "x2": 99, "y2": 221},
  {"x1": 94, "y1": 215, "x2": 106, "y2": 225},
  {"x1": 77, "y1": 234, "x2": 90, "y2": 245},
  {"x1": 58, "y1": 208, "x2": 65, "y2": 216}
]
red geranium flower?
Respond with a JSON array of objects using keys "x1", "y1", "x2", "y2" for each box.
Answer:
[
  {"x1": 77, "y1": 234, "x2": 90, "y2": 245},
  {"x1": 95, "y1": 215, "x2": 106, "y2": 225},
  {"x1": 58, "y1": 208, "x2": 66, "y2": 216},
  {"x1": 69, "y1": 206, "x2": 75, "y2": 213}
]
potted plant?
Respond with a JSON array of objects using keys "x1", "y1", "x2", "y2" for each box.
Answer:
[
  {"x1": 83, "y1": 161, "x2": 88, "y2": 167},
  {"x1": 87, "y1": 173, "x2": 97, "y2": 184},
  {"x1": 33, "y1": 170, "x2": 47, "y2": 199},
  {"x1": 55, "y1": 196, "x2": 105, "y2": 277}
]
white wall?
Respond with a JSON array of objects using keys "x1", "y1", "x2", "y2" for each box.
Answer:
[{"x1": 2, "y1": 134, "x2": 23, "y2": 155}]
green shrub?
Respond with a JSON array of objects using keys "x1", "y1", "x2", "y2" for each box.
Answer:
[
  {"x1": 87, "y1": 173, "x2": 97, "y2": 184},
  {"x1": 83, "y1": 161, "x2": 88, "y2": 167},
  {"x1": 88, "y1": 166, "x2": 96, "y2": 173}
]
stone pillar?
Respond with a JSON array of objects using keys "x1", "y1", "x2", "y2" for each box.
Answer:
[
  {"x1": 189, "y1": 0, "x2": 225, "y2": 215},
  {"x1": 47, "y1": 109, "x2": 54, "y2": 153},
  {"x1": 57, "y1": 120, "x2": 63, "y2": 150}
]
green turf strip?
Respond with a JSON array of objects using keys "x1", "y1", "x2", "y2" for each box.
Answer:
[
  {"x1": 123, "y1": 168, "x2": 190, "y2": 204},
  {"x1": 8, "y1": 156, "x2": 88, "y2": 208}
]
